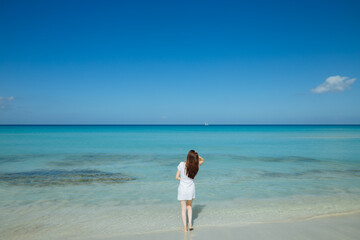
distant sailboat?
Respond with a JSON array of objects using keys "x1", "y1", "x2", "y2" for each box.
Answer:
[{"x1": 205, "y1": 122, "x2": 209, "y2": 126}]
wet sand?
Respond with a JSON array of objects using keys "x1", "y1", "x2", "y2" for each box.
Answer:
[{"x1": 113, "y1": 212, "x2": 360, "y2": 240}]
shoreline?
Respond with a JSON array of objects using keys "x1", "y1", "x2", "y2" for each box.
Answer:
[
  {"x1": 2, "y1": 206, "x2": 359, "y2": 240},
  {"x1": 108, "y1": 211, "x2": 360, "y2": 240},
  {"x1": 2, "y1": 198, "x2": 360, "y2": 240}
]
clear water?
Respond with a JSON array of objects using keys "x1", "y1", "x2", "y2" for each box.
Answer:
[{"x1": 1, "y1": 125, "x2": 360, "y2": 239}]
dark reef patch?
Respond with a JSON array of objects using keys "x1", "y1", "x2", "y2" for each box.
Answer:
[
  {"x1": 229, "y1": 155, "x2": 320, "y2": 163},
  {"x1": 48, "y1": 153, "x2": 142, "y2": 167},
  {"x1": 259, "y1": 156, "x2": 320, "y2": 163},
  {"x1": 0, "y1": 169, "x2": 135, "y2": 186},
  {"x1": 0, "y1": 154, "x2": 48, "y2": 164},
  {"x1": 0, "y1": 155, "x2": 22, "y2": 164},
  {"x1": 259, "y1": 169, "x2": 360, "y2": 179}
]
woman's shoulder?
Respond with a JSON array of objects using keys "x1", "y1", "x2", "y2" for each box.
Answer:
[{"x1": 177, "y1": 161, "x2": 185, "y2": 169}]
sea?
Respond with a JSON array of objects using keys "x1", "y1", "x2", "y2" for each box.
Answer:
[{"x1": 0, "y1": 125, "x2": 360, "y2": 239}]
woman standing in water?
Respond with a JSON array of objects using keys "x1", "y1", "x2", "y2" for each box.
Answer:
[{"x1": 176, "y1": 150, "x2": 205, "y2": 232}]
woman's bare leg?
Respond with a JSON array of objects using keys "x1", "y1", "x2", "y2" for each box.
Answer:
[
  {"x1": 186, "y1": 199, "x2": 193, "y2": 230},
  {"x1": 180, "y1": 200, "x2": 187, "y2": 232}
]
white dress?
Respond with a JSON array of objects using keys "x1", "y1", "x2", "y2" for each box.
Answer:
[{"x1": 177, "y1": 162, "x2": 195, "y2": 200}]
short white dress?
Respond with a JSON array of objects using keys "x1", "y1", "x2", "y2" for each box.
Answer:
[{"x1": 177, "y1": 162, "x2": 195, "y2": 200}]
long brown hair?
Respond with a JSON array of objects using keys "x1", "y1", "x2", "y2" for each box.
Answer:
[{"x1": 185, "y1": 150, "x2": 199, "y2": 179}]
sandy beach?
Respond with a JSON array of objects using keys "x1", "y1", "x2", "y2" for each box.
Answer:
[{"x1": 113, "y1": 212, "x2": 360, "y2": 240}]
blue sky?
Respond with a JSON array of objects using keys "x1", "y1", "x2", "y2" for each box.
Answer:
[{"x1": 1, "y1": 0, "x2": 359, "y2": 124}]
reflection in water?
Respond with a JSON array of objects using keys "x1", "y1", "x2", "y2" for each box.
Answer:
[{"x1": 193, "y1": 204, "x2": 206, "y2": 222}]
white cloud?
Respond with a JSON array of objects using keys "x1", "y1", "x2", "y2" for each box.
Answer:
[
  {"x1": 311, "y1": 75, "x2": 356, "y2": 94},
  {"x1": 0, "y1": 96, "x2": 15, "y2": 110}
]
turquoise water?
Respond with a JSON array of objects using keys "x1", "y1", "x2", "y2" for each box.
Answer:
[{"x1": 1, "y1": 125, "x2": 360, "y2": 239}]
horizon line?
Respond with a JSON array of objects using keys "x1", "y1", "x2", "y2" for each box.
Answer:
[{"x1": 1, "y1": 124, "x2": 360, "y2": 126}]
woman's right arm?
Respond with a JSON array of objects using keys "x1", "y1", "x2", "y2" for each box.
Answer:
[
  {"x1": 175, "y1": 170, "x2": 181, "y2": 181},
  {"x1": 199, "y1": 156, "x2": 204, "y2": 166}
]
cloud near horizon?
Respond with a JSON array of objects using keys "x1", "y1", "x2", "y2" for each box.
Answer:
[
  {"x1": 0, "y1": 96, "x2": 15, "y2": 110},
  {"x1": 311, "y1": 75, "x2": 356, "y2": 94}
]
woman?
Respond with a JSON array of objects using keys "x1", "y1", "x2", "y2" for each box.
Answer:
[{"x1": 175, "y1": 150, "x2": 205, "y2": 232}]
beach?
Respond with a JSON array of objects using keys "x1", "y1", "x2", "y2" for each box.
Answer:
[
  {"x1": 3, "y1": 210, "x2": 359, "y2": 240},
  {"x1": 118, "y1": 212, "x2": 360, "y2": 240},
  {"x1": 1, "y1": 125, "x2": 359, "y2": 239}
]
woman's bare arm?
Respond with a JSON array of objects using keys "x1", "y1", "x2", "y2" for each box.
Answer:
[
  {"x1": 175, "y1": 170, "x2": 181, "y2": 181},
  {"x1": 199, "y1": 156, "x2": 204, "y2": 166}
]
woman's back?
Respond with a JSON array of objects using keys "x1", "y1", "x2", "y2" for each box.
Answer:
[{"x1": 177, "y1": 162, "x2": 194, "y2": 186}]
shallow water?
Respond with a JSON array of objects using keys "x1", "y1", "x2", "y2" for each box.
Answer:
[{"x1": 1, "y1": 125, "x2": 360, "y2": 238}]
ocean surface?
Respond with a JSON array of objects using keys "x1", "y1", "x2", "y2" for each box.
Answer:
[{"x1": 1, "y1": 125, "x2": 360, "y2": 239}]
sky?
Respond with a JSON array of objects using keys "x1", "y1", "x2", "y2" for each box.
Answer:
[{"x1": 0, "y1": 0, "x2": 360, "y2": 124}]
